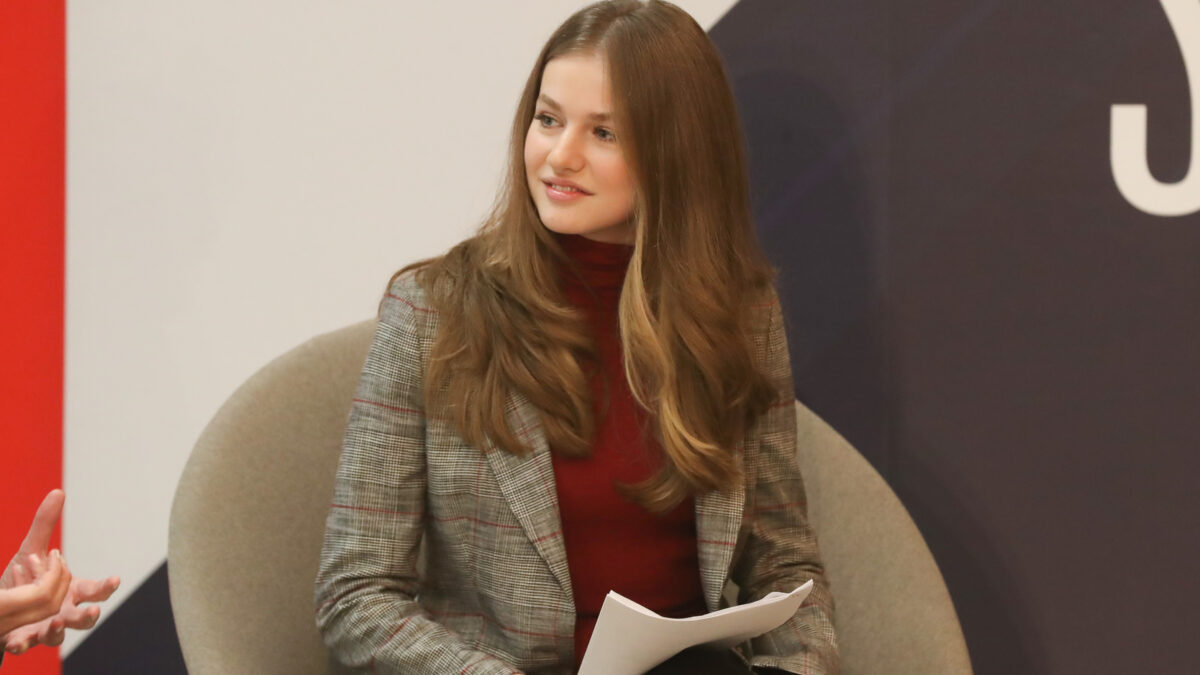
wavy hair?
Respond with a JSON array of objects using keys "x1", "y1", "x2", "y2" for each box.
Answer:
[{"x1": 396, "y1": 0, "x2": 778, "y2": 512}]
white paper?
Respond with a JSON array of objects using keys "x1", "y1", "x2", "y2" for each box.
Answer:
[{"x1": 577, "y1": 580, "x2": 814, "y2": 675}]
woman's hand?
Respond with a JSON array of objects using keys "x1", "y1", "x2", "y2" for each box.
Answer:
[
  {"x1": 0, "y1": 489, "x2": 122, "y2": 654},
  {"x1": 3, "y1": 574, "x2": 121, "y2": 654},
  {"x1": 1, "y1": 490, "x2": 66, "y2": 590},
  {"x1": 0, "y1": 550, "x2": 72, "y2": 636}
]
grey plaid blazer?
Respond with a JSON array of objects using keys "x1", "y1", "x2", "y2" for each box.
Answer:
[{"x1": 315, "y1": 273, "x2": 838, "y2": 674}]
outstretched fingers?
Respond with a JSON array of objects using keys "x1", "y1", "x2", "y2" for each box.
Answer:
[
  {"x1": 58, "y1": 602, "x2": 101, "y2": 631},
  {"x1": 59, "y1": 575, "x2": 119, "y2": 630},
  {"x1": 71, "y1": 576, "x2": 120, "y2": 605}
]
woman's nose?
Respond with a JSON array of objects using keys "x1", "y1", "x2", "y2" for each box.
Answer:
[{"x1": 547, "y1": 130, "x2": 585, "y2": 173}]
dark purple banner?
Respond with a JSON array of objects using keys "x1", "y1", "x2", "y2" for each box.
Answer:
[{"x1": 712, "y1": 1, "x2": 1200, "y2": 673}]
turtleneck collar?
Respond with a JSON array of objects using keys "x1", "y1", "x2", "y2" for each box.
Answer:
[{"x1": 554, "y1": 233, "x2": 633, "y2": 291}]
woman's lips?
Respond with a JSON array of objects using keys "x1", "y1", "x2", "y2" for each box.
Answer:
[{"x1": 543, "y1": 180, "x2": 590, "y2": 202}]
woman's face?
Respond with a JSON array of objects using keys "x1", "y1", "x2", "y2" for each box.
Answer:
[{"x1": 524, "y1": 52, "x2": 636, "y2": 244}]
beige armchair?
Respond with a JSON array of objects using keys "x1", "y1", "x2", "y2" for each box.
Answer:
[{"x1": 168, "y1": 321, "x2": 971, "y2": 674}]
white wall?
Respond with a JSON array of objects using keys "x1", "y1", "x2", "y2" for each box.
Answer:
[{"x1": 63, "y1": 0, "x2": 738, "y2": 654}]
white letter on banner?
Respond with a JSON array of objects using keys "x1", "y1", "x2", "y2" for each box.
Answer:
[{"x1": 1111, "y1": 0, "x2": 1200, "y2": 217}]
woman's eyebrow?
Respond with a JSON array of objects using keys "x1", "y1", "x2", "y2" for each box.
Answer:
[{"x1": 537, "y1": 94, "x2": 611, "y2": 122}]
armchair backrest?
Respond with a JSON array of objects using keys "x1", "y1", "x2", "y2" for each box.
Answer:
[
  {"x1": 793, "y1": 404, "x2": 973, "y2": 674},
  {"x1": 169, "y1": 320, "x2": 374, "y2": 675}
]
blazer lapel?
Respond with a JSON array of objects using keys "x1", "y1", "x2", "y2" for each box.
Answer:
[
  {"x1": 483, "y1": 391, "x2": 573, "y2": 599},
  {"x1": 695, "y1": 476, "x2": 745, "y2": 611}
]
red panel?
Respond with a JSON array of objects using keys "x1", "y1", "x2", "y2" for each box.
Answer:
[{"x1": 0, "y1": 0, "x2": 65, "y2": 673}]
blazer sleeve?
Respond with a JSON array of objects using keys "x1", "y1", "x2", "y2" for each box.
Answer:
[
  {"x1": 732, "y1": 296, "x2": 840, "y2": 675},
  {"x1": 314, "y1": 275, "x2": 521, "y2": 675}
]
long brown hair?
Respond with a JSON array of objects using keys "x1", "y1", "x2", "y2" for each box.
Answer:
[{"x1": 397, "y1": 0, "x2": 778, "y2": 512}]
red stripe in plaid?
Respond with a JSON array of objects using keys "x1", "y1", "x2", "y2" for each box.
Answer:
[
  {"x1": 386, "y1": 292, "x2": 436, "y2": 313},
  {"x1": 783, "y1": 615, "x2": 817, "y2": 674},
  {"x1": 428, "y1": 609, "x2": 571, "y2": 640},
  {"x1": 530, "y1": 530, "x2": 563, "y2": 544},
  {"x1": 514, "y1": 418, "x2": 542, "y2": 440},
  {"x1": 354, "y1": 397, "x2": 423, "y2": 415},
  {"x1": 371, "y1": 616, "x2": 415, "y2": 674}
]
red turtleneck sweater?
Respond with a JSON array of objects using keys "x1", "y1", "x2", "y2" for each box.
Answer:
[{"x1": 550, "y1": 234, "x2": 708, "y2": 667}]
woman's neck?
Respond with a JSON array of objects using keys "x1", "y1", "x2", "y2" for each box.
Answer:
[{"x1": 554, "y1": 233, "x2": 633, "y2": 291}]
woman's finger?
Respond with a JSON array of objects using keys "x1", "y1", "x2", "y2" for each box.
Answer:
[
  {"x1": 24, "y1": 555, "x2": 45, "y2": 580},
  {"x1": 10, "y1": 563, "x2": 30, "y2": 586},
  {"x1": 4, "y1": 624, "x2": 39, "y2": 654},
  {"x1": 18, "y1": 490, "x2": 65, "y2": 556},
  {"x1": 70, "y1": 576, "x2": 120, "y2": 604},
  {"x1": 61, "y1": 605, "x2": 100, "y2": 631},
  {"x1": 45, "y1": 551, "x2": 72, "y2": 611},
  {"x1": 38, "y1": 617, "x2": 66, "y2": 647}
]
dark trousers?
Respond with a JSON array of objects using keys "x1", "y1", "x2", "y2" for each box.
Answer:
[{"x1": 646, "y1": 646, "x2": 753, "y2": 674}]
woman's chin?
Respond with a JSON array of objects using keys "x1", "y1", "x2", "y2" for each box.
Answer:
[{"x1": 539, "y1": 219, "x2": 633, "y2": 244}]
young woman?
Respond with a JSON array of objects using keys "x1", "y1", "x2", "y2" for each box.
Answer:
[{"x1": 315, "y1": 2, "x2": 838, "y2": 673}]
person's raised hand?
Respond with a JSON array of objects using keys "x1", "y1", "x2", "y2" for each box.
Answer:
[
  {"x1": 3, "y1": 573, "x2": 120, "y2": 654},
  {"x1": 0, "y1": 489, "x2": 122, "y2": 654},
  {"x1": 0, "y1": 550, "x2": 72, "y2": 636},
  {"x1": 1, "y1": 489, "x2": 66, "y2": 591}
]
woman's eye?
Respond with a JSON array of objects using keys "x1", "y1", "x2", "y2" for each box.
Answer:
[
  {"x1": 535, "y1": 113, "x2": 558, "y2": 128},
  {"x1": 595, "y1": 127, "x2": 616, "y2": 142}
]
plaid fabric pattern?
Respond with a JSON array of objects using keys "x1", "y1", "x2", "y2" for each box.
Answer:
[{"x1": 315, "y1": 273, "x2": 839, "y2": 674}]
